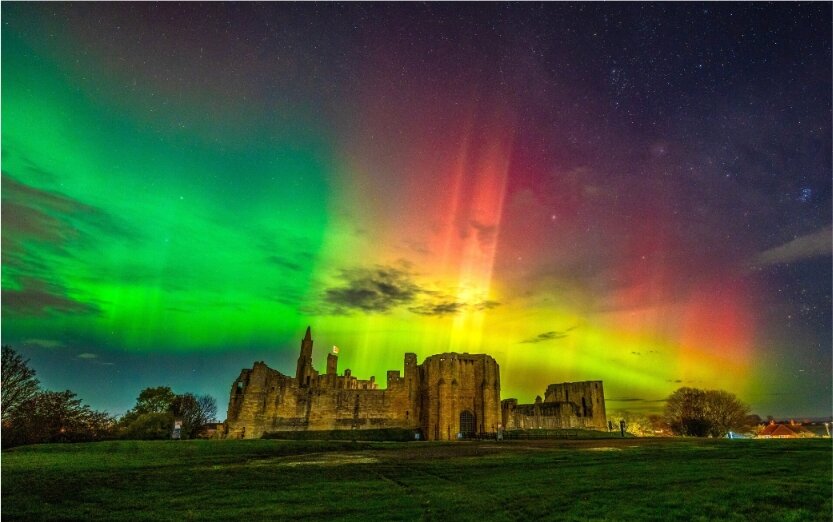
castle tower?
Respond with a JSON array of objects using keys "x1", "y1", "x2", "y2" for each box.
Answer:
[
  {"x1": 296, "y1": 326, "x2": 314, "y2": 386},
  {"x1": 327, "y1": 352, "x2": 338, "y2": 376},
  {"x1": 420, "y1": 353, "x2": 501, "y2": 440}
]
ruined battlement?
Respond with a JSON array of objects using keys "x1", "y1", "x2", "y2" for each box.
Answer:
[
  {"x1": 224, "y1": 328, "x2": 605, "y2": 440},
  {"x1": 502, "y1": 380, "x2": 607, "y2": 431}
]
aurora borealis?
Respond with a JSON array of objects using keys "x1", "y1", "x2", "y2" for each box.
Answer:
[{"x1": 2, "y1": 3, "x2": 830, "y2": 419}]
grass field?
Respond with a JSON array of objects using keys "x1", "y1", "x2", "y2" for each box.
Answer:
[{"x1": 2, "y1": 437, "x2": 830, "y2": 521}]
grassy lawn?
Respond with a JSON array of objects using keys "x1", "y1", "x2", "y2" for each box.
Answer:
[{"x1": 2, "y1": 437, "x2": 830, "y2": 521}]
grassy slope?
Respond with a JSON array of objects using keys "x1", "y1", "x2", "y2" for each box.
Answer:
[{"x1": 2, "y1": 438, "x2": 830, "y2": 521}]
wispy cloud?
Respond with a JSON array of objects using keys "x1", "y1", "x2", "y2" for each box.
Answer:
[
  {"x1": 753, "y1": 226, "x2": 831, "y2": 267},
  {"x1": 1, "y1": 173, "x2": 136, "y2": 317},
  {"x1": 468, "y1": 220, "x2": 498, "y2": 248},
  {"x1": 77, "y1": 353, "x2": 117, "y2": 367},
  {"x1": 408, "y1": 296, "x2": 501, "y2": 316},
  {"x1": 474, "y1": 300, "x2": 500, "y2": 311},
  {"x1": 23, "y1": 339, "x2": 64, "y2": 349},
  {"x1": 265, "y1": 255, "x2": 304, "y2": 272},
  {"x1": 409, "y1": 300, "x2": 463, "y2": 316},
  {"x1": 3, "y1": 277, "x2": 101, "y2": 316},
  {"x1": 520, "y1": 327, "x2": 576, "y2": 344}
]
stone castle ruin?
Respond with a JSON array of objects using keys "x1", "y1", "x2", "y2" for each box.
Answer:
[
  {"x1": 501, "y1": 381, "x2": 607, "y2": 430},
  {"x1": 224, "y1": 327, "x2": 606, "y2": 440}
]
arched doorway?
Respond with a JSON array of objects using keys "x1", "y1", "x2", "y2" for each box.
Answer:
[{"x1": 459, "y1": 410, "x2": 475, "y2": 438}]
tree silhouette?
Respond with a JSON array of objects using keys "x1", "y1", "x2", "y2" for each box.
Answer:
[
  {"x1": 664, "y1": 387, "x2": 750, "y2": 437},
  {"x1": 170, "y1": 393, "x2": 218, "y2": 438},
  {"x1": 134, "y1": 386, "x2": 176, "y2": 414},
  {"x1": 1, "y1": 346, "x2": 40, "y2": 422},
  {"x1": 4, "y1": 390, "x2": 114, "y2": 447},
  {"x1": 120, "y1": 388, "x2": 218, "y2": 439}
]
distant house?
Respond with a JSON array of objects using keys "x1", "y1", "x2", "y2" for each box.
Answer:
[{"x1": 758, "y1": 420, "x2": 814, "y2": 439}]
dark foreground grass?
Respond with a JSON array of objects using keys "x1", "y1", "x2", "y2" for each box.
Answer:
[{"x1": 2, "y1": 437, "x2": 830, "y2": 521}]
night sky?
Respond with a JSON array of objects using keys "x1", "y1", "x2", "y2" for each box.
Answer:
[{"x1": 2, "y1": 3, "x2": 830, "y2": 420}]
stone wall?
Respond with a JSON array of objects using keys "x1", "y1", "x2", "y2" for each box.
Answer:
[
  {"x1": 225, "y1": 328, "x2": 605, "y2": 440},
  {"x1": 225, "y1": 328, "x2": 426, "y2": 439},
  {"x1": 225, "y1": 357, "x2": 421, "y2": 439},
  {"x1": 419, "y1": 353, "x2": 501, "y2": 441},
  {"x1": 501, "y1": 381, "x2": 607, "y2": 431}
]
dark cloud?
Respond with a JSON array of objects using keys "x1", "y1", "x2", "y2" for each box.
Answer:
[
  {"x1": 2, "y1": 277, "x2": 100, "y2": 316},
  {"x1": 2, "y1": 174, "x2": 139, "y2": 246},
  {"x1": 520, "y1": 327, "x2": 575, "y2": 344},
  {"x1": 469, "y1": 220, "x2": 498, "y2": 248},
  {"x1": 320, "y1": 264, "x2": 504, "y2": 316},
  {"x1": 408, "y1": 300, "x2": 463, "y2": 316},
  {"x1": 408, "y1": 295, "x2": 501, "y2": 316},
  {"x1": 78, "y1": 264, "x2": 190, "y2": 293},
  {"x1": 2, "y1": 174, "x2": 139, "y2": 317},
  {"x1": 3, "y1": 174, "x2": 98, "y2": 216},
  {"x1": 409, "y1": 297, "x2": 502, "y2": 316},
  {"x1": 323, "y1": 265, "x2": 420, "y2": 314},
  {"x1": 263, "y1": 283, "x2": 306, "y2": 306},
  {"x1": 2, "y1": 201, "x2": 68, "y2": 249},
  {"x1": 474, "y1": 300, "x2": 501, "y2": 311},
  {"x1": 265, "y1": 255, "x2": 304, "y2": 272}
]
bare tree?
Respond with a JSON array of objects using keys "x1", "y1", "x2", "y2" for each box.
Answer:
[
  {"x1": 1, "y1": 346, "x2": 40, "y2": 422},
  {"x1": 197, "y1": 394, "x2": 218, "y2": 425},
  {"x1": 170, "y1": 393, "x2": 217, "y2": 438}
]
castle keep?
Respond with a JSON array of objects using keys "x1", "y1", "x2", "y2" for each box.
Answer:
[
  {"x1": 225, "y1": 328, "x2": 605, "y2": 440},
  {"x1": 501, "y1": 381, "x2": 607, "y2": 430}
]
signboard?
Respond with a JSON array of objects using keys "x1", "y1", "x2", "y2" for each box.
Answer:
[{"x1": 332, "y1": 346, "x2": 340, "y2": 355}]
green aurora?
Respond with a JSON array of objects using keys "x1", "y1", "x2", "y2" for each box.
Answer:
[{"x1": 2, "y1": 4, "x2": 830, "y2": 419}]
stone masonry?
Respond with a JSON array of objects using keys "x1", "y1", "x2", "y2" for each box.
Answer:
[
  {"x1": 224, "y1": 327, "x2": 606, "y2": 440},
  {"x1": 501, "y1": 381, "x2": 607, "y2": 430}
]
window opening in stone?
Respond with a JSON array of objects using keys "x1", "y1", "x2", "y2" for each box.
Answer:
[{"x1": 460, "y1": 410, "x2": 475, "y2": 437}]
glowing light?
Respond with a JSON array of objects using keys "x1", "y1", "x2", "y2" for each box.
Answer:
[{"x1": 2, "y1": 3, "x2": 823, "y2": 420}]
